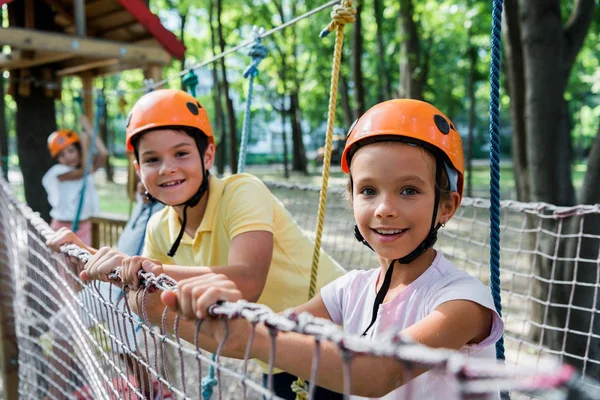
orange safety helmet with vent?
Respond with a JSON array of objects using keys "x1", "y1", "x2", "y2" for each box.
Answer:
[
  {"x1": 342, "y1": 99, "x2": 464, "y2": 200},
  {"x1": 125, "y1": 89, "x2": 214, "y2": 152},
  {"x1": 47, "y1": 129, "x2": 80, "y2": 158},
  {"x1": 342, "y1": 100, "x2": 466, "y2": 338}
]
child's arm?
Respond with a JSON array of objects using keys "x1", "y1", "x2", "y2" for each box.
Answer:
[
  {"x1": 122, "y1": 230, "x2": 273, "y2": 302},
  {"x1": 162, "y1": 276, "x2": 493, "y2": 397},
  {"x1": 46, "y1": 227, "x2": 98, "y2": 254},
  {"x1": 79, "y1": 115, "x2": 108, "y2": 173},
  {"x1": 55, "y1": 118, "x2": 108, "y2": 181}
]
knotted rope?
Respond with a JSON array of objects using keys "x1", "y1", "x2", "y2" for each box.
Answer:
[
  {"x1": 300, "y1": 1, "x2": 355, "y2": 398},
  {"x1": 238, "y1": 30, "x2": 268, "y2": 173}
]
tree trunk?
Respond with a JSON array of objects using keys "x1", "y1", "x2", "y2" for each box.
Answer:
[
  {"x1": 502, "y1": 0, "x2": 530, "y2": 202},
  {"x1": 14, "y1": 69, "x2": 55, "y2": 221},
  {"x1": 0, "y1": 75, "x2": 8, "y2": 181},
  {"x1": 373, "y1": 0, "x2": 390, "y2": 102},
  {"x1": 340, "y1": 74, "x2": 354, "y2": 131},
  {"x1": 208, "y1": 0, "x2": 226, "y2": 175},
  {"x1": 216, "y1": 0, "x2": 238, "y2": 174},
  {"x1": 289, "y1": 91, "x2": 307, "y2": 174},
  {"x1": 561, "y1": 125, "x2": 600, "y2": 376},
  {"x1": 398, "y1": 0, "x2": 423, "y2": 100},
  {"x1": 580, "y1": 125, "x2": 600, "y2": 205},
  {"x1": 351, "y1": 2, "x2": 365, "y2": 117},
  {"x1": 8, "y1": 0, "x2": 60, "y2": 221},
  {"x1": 508, "y1": 0, "x2": 596, "y2": 367},
  {"x1": 466, "y1": 45, "x2": 477, "y2": 198}
]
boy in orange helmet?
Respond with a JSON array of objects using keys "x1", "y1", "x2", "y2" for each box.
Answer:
[
  {"x1": 160, "y1": 99, "x2": 505, "y2": 399},
  {"x1": 47, "y1": 89, "x2": 346, "y2": 399}
]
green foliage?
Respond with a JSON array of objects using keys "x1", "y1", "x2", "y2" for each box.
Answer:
[{"x1": 2, "y1": 0, "x2": 598, "y2": 166}]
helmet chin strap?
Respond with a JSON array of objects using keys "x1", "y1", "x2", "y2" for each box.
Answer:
[{"x1": 143, "y1": 138, "x2": 210, "y2": 258}]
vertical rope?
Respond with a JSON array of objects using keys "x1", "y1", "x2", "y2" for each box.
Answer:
[
  {"x1": 182, "y1": 70, "x2": 199, "y2": 98},
  {"x1": 488, "y1": 0, "x2": 506, "y2": 362},
  {"x1": 308, "y1": 0, "x2": 356, "y2": 301},
  {"x1": 182, "y1": 70, "x2": 219, "y2": 399},
  {"x1": 72, "y1": 90, "x2": 104, "y2": 232},
  {"x1": 238, "y1": 32, "x2": 268, "y2": 173},
  {"x1": 295, "y1": 3, "x2": 356, "y2": 399}
]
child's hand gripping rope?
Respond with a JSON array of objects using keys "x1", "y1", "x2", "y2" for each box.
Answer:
[{"x1": 46, "y1": 227, "x2": 172, "y2": 291}]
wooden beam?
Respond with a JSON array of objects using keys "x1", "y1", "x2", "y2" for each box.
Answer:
[
  {"x1": 0, "y1": 50, "x2": 74, "y2": 70},
  {"x1": 89, "y1": 10, "x2": 131, "y2": 25},
  {"x1": 87, "y1": 0, "x2": 121, "y2": 19},
  {"x1": 42, "y1": 0, "x2": 74, "y2": 25},
  {"x1": 55, "y1": 57, "x2": 119, "y2": 76},
  {"x1": 1, "y1": 27, "x2": 173, "y2": 65},
  {"x1": 94, "y1": 20, "x2": 137, "y2": 37},
  {"x1": 92, "y1": 61, "x2": 143, "y2": 77}
]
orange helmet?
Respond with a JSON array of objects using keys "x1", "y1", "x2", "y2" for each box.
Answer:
[
  {"x1": 125, "y1": 89, "x2": 214, "y2": 151},
  {"x1": 47, "y1": 129, "x2": 80, "y2": 158},
  {"x1": 341, "y1": 99, "x2": 464, "y2": 197}
]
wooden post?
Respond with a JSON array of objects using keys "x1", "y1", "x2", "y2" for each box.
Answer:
[
  {"x1": 74, "y1": 0, "x2": 86, "y2": 37},
  {"x1": 81, "y1": 71, "x2": 94, "y2": 122},
  {"x1": 143, "y1": 63, "x2": 163, "y2": 86},
  {"x1": 0, "y1": 211, "x2": 19, "y2": 400}
]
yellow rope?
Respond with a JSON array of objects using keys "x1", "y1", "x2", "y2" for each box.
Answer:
[
  {"x1": 308, "y1": 0, "x2": 356, "y2": 301},
  {"x1": 295, "y1": 2, "x2": 355, "y2": 399}
]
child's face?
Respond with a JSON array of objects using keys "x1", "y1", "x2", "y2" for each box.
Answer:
[
  {"x1": 350, "y1": 142, "x2": 441, "y2": 262},
  {"x1": 136, "y1": 129, "x2": 212, "y2": 206},
  {"x1": 56, "y1": 144, "x2": 81, "y2": 168}
]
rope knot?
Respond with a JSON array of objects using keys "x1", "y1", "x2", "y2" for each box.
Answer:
[
  {"x1": 182, "y1": 70, "x2": 199, "y2": 96},
  {"x1": 201, "y1": 375, "x2": 218, "y2": 399},
  {"x1": 291, "y1": 378, "x2": 309, "y2": 399},
  {"x1": 320, "y1": 0, "x2": 356, "y2": 38},
  {"x1": 243, "y1": 37, "x2": 268, "y2": 78},
  {"x1": 143, "y1": 79, "x2": 154, "y2": 94}
]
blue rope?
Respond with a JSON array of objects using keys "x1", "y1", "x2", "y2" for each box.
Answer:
[
  {"x1": 202, "y1": 366, "x2": 218, "y2": 400},
  {"x1": 134, "y1": 201, "x2": 154, "y2": 256},
  {"x1": 488, "y1": 0, "x2": 505, "y2": 363},
  {"x1": 182, "y1": 70, "x2": 199, "y2": 97},
  {"x1": 72, "y1": 92, "x2": 104, "y2": 232},
  {"x1": 180, "y1": 70, "x2": 220, "y2": 399},
  {"x1": 237, "y1": 36, "x2": 268, "y2": 173}
]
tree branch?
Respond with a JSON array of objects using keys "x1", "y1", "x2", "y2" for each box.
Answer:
[{"x1": 563, "y1": 0, "x2": 596, "y2": 77}]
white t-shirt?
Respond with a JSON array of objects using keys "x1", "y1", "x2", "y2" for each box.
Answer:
[
  {"x1": 42, "y1": 164, "x2": 99, "y2": 221},
  {"x1": 321, "y1": 251, "x2": 505, "y2": 400}
]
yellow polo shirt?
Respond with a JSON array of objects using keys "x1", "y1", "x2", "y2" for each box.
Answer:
[{"x1": 143, "y1": 173, "x2": 346, "y2": 313}]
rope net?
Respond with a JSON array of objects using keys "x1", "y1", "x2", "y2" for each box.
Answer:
[{"x1": 1, "y1": 176, "x2": 599, "y2": 399}]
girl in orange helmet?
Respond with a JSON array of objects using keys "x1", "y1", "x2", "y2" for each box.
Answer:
[
  {"x1": 47, "y1": 89, "x2": 346, "y2": 399},
  {"x1": 42, "y1": 116, "x2": 108, "y2": 245},
  {"x1": 158, "y1": 99, "x2": 505, "y2": 399}
]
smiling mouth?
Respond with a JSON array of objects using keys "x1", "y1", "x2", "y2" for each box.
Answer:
[
  {"x1": 159, "y1": 179, "x2": 185, "y2": 187},
  {"x1": 372, "y1": 228, "x2": 408, "y2": 235}
]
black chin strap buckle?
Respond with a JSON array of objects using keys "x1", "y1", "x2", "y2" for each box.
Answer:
[
  {"x1": 144, "y1": 191, "x2": 155, "y2": 202},
  {"x1": 354, "y1": 225, "x2": 374, "y2": 252}
]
